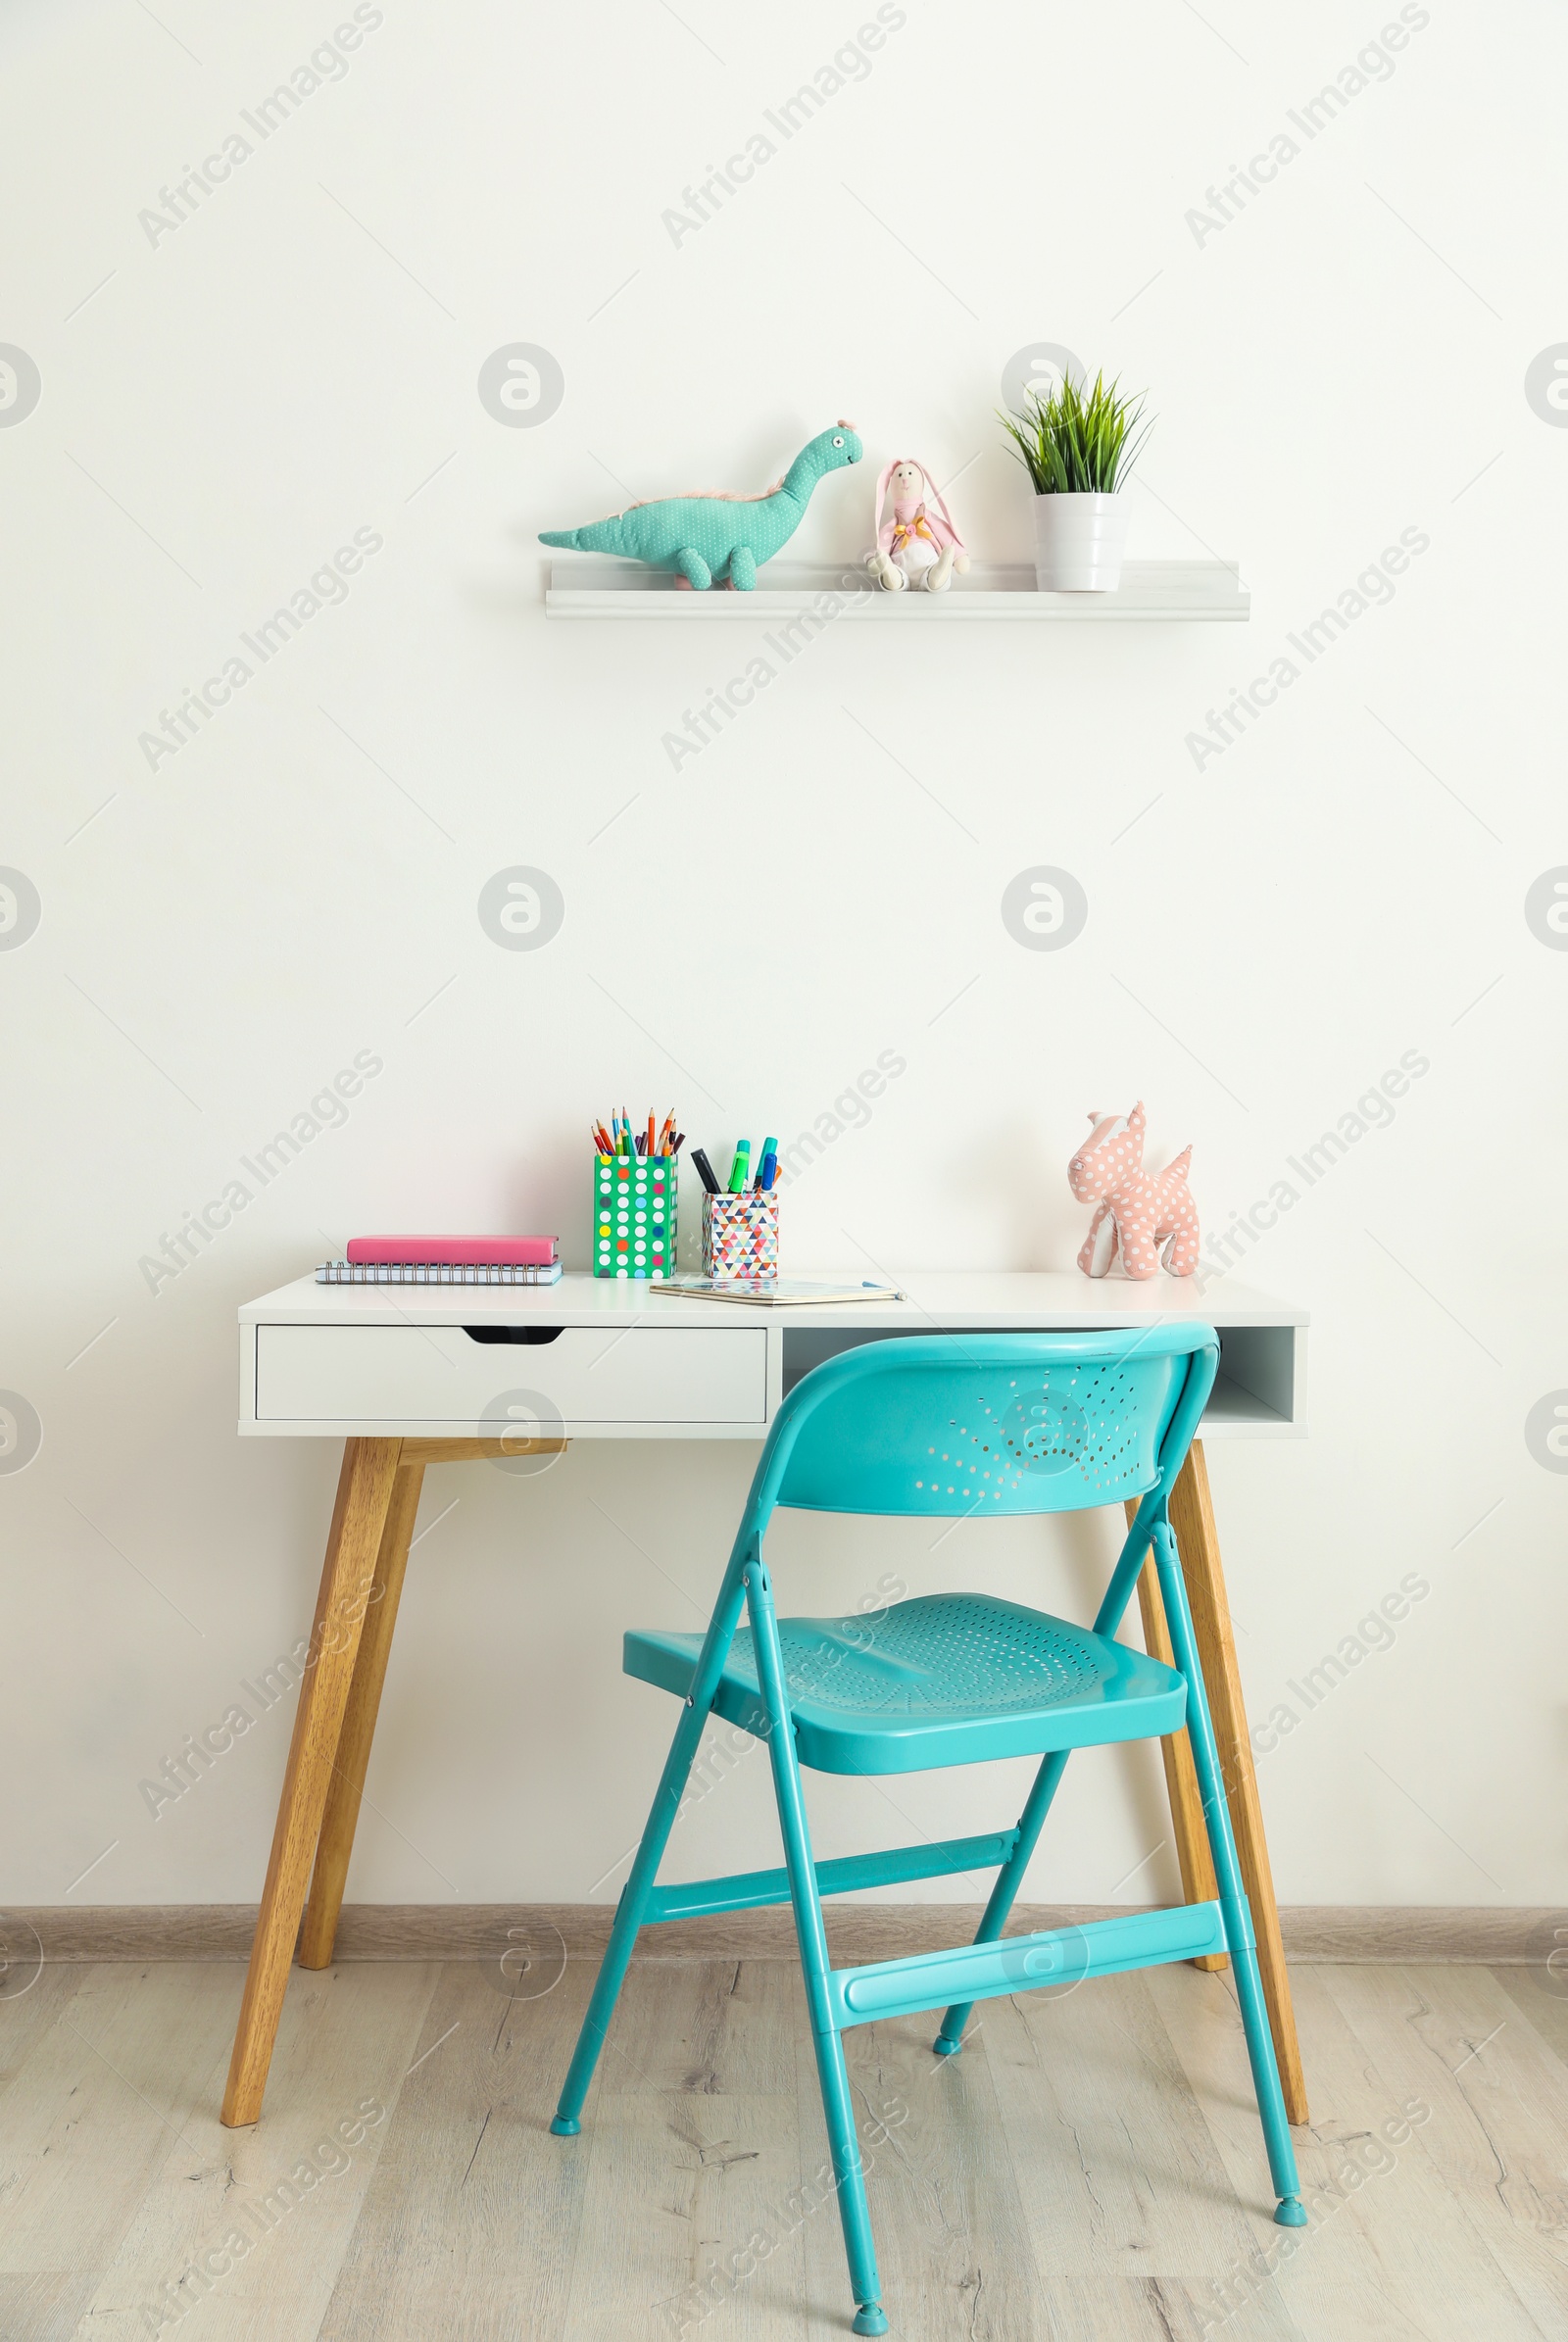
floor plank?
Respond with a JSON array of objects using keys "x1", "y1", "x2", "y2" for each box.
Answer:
[
  {"x1": 798, "y1": 2009, "x2": 1051, "y2": 2340},
  {"x1": 319, "y1": 1961, "x2": 595, "y2": 2342},
  {"x1": 67, "y1": 1960, "x2": 438, "y2": 2342},
  {"x1": 1150, "y1": 1961, "x2": 1550, "y2": 2340},
  {"x1": 1035, "y1": 2269, "x2": 1302, "y2": 2342},
  {"x1": 0, "y1": 1965, "x2": 86, "y2": 2106},
  {"x1": 1493, "y1": 1963, "x2": 1568, "y2": 2068},
  {"x1": 0, "y1": 1964, "x2": 239, "y2": 2274},
  {"x1": 1319, "y1": 1962, "x2": 1568, "y2": 2341},
  {"x1": 599, "y1": 1957, "x2": 803, "y2": 2100},
  {"x1": 568, "y1": 2090, "x2": 806, "y2": 2340},
  {"x1": 564, "y1": 1957, "x2": 808, "y2": 2336},
  {"x1": 0, "y1": 2271, "x2": 100, "y2": 2342},
  {"x1": 984, "y1": 1968, "x2": 1283, "y2": 2294}
]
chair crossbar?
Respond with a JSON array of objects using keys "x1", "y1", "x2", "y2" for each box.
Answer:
[
  {"x1": 643, "y1": 1829, "x2": 1020, "y2": 1927},
  {"x1": 825, "y1": 1899, "x2": 1241, "y2": 2030}
]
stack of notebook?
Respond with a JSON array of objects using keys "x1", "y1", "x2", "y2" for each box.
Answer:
[{"x1": 317, "y1": 1236, "x2": 562, "y2": 1286}]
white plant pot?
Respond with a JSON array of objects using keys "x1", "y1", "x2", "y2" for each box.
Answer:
[{"x1": 1031, "y1": 492, "x2": 1128, "y2": 591}]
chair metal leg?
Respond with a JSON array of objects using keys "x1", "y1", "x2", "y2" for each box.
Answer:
[
  {"x1": 933, "y1": 1745, "x2": 1070, "y2": 2056},
  {"x1": 745, "y1": 1557, "x2": 887, "y2": 2336},
  {"x1": 1152, "y1": 1521, "x2": 1305, "y2": 2226},
  {"x1": 552, "y1": 1557, "x2": 751, "y2": 2134},
  {"x1": 1126, "y1": 1497, "x2": 1226, "y2": 1972}
]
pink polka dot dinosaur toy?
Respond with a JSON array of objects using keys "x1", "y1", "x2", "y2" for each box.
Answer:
[{"x1": 1068, "y1": 1101, "x2": 1201, "y2": 1279}]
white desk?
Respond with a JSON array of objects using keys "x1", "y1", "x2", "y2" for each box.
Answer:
[
  {"x1": 222, "y1": 1271, "x2": 1311, "y2": 2129},
  {"x1": 238, "y1": 1270, "x2": 1306, "y2": 1442}
]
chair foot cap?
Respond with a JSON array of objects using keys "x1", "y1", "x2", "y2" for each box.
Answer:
[
  {"x1": 1274, "y1": 2195, "x2": 1306, "y2": 2227},
  {"x1": 932, "y1": 2034, "x2": 962, "y2": 2057},
  {"x1": 853, "y1": 2309, "x2": 889, "y2": 2336},
  {"x1": 549, "y1": 2116, "x2": 580, "y2": 2137}
]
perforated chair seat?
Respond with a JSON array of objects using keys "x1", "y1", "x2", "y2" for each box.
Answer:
[{"x1": 624, "y1": 1591, "x2": 1186, "y2": 1775}]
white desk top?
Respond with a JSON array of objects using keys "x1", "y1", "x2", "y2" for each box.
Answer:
[
  {"x1": 238, "y1": 1272, "x2": 1306, "y2": 1440},
  {"x1": 240, "y1": 1270, "x2": 1305, "y2": 1331}
]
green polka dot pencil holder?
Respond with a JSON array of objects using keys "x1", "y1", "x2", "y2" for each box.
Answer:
[
  {"x1": 702, "y1": 1189, "x2": 781, "y2": 1280},
  {"x1": 593, "y1": 1154, "x2": 677, "y2": 1279}
]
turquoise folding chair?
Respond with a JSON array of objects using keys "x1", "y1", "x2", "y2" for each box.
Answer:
[{"x1": 551, "y1": 1328, "x2": 1303, "y2": 2333}]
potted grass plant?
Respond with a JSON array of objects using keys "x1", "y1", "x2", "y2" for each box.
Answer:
[{"x1": 1000, "y1": 371, "x2": 1152, "y2": 591}]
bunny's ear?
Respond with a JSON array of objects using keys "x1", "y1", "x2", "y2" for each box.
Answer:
[
  {"x1": 872, "y1": 458, "x2": 896, "y2": 530},
  {"x1": 910, "y1": 457, "x2": 965, "y2": 551}
]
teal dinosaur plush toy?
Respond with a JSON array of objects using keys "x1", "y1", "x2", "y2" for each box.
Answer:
[{"x1": 540, "y1": 421, "x2": 862, "y2": 589}]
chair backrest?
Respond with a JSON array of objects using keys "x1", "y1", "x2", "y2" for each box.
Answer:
[{"x1": 753, "y1": 1328, "x2": 1218, "y2": 1522}]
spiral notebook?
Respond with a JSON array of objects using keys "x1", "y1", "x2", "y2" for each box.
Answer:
[{"x1": 317, "y1": 1261, "x2": 564, "y2": 1286}]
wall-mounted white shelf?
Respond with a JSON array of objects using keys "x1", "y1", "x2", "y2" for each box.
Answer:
[{"x1": 544, "y1": 558, "x2": 1249, "y2": 621}]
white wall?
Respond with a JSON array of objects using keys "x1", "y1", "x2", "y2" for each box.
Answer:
[{"x1": 3, "y1": 0, "x2": 1563, "y2": 1917}]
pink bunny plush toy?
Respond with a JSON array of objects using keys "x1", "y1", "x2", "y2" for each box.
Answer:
[{"x1": 866, "y1": 458, "x2": 970, "y2": 593}]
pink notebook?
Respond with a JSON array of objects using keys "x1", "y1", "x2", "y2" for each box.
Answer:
[{"x1": 346, "y1": 1234, "x2": 559, "y2": 1267}]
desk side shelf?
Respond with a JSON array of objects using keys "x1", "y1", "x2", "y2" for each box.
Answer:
[{"x1": 778, "y1": 1322, "x2": 1303, "y2": 1439}]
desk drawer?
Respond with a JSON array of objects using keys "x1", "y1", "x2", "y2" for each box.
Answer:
[{"x1": 254, "y1": 1324, "x2": 767, "y2": 1427}]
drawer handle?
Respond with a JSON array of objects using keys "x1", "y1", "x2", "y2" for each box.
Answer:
[{"x1": 463, "y1": 1326, "x2": 565, "y2": 1345}]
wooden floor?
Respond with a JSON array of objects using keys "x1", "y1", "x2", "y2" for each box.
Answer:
[{"x1": 0, "y1": 1955, "x2": 1562, "y2": 2339}]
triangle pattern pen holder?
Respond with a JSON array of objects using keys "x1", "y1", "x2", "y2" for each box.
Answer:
[{"x1": 702, "y1": 1188, "x2": 780, "y2": 1280}]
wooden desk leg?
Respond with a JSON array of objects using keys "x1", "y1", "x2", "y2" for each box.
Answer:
[
  {"x1": 1169, "y1": 1439, "x2": 1308, "y2": 2125},
  {"x1": 299, "y1": 1459, "x2": 425, "y2": 1969},
  {"x1": 1124, "y1": 1498, "x2": 1226, "y2": 1973},
  {"x1": 221, "y1": 1437, "x2": 403, "y2": 2127}
]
